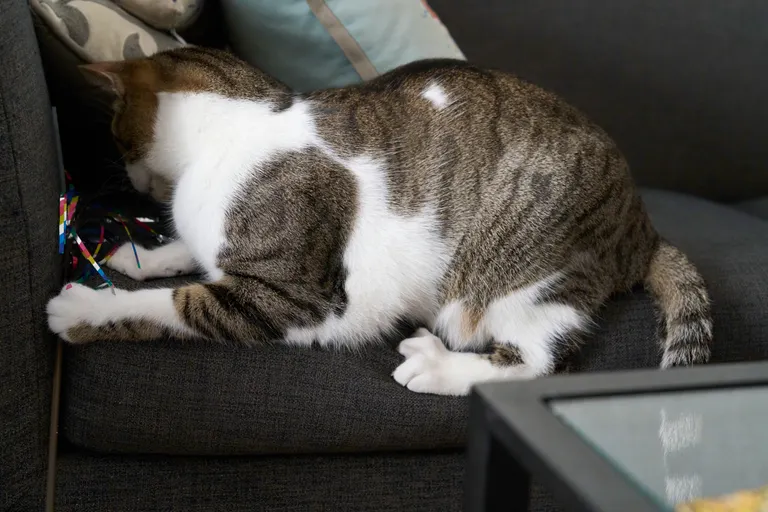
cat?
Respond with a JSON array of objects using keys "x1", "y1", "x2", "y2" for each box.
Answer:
[{"x1": 47, "y1": 47, "x2": 712, "y2": 396}]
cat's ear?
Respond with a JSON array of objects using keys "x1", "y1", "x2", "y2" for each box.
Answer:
[{"x1": 79, "y1": 62, "x2": 126, "y2": 97}]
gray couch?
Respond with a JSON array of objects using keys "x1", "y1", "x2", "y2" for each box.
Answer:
[{"x1": 2, "y1": 0, "x2": 767, "y2": 510}]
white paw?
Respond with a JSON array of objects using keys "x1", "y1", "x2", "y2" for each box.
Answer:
[
  {"x1": 46, "y1": 283, "x2": 117, "y2": 342},
  {"x1": 392, "y1": 330, "x2": 473, "y2": 396},
  {"x1": 107, "y1": 243, "x2": 145, "y2": 280}
]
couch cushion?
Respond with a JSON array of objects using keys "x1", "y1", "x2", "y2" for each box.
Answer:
[
  {"x1": 59, "y1": 189, "x2": 768, "y2": 456},
  {"x1": 734, "y1": 196, "x2": 768, "y2": 221},
  {"x1": 55, "y1": 450, "x2": 464, "y2": 512}
]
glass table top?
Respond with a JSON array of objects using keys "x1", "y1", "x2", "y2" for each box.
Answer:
[{"x1": 550, "y1": 386, "x2": 768, "y2": 510}]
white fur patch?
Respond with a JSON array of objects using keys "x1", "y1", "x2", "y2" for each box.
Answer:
[
  {"x1": 483, "y1": 275, "x2": 584, "y2": 374},
  {"x1": 46, "y1": 283, "x2": 190, "y2": 342},
  {"x1": 438, "y1": 274, "x2": 586, "y2": 375},
  {"x1": 124, "y1": 91, "x2": 453, "y2": 350},
  {"x1": 125, "y1": 161, "x2": 151, "y2": 194},
  {"x1": 421, "y1": 83, "x2": 449, "y2": 109},
  {"x1": 392, "y1": 329, "x2": 532, "y2": 396},
  {"x1": 146, "y1": 92, "x2": 318, "y2": 280},
  {"x1": 285, "y1": 156, "x2": 450, "y2": 348},
  {"x1": 107, "y1": 240, "x2": 197, "y2": 281}
]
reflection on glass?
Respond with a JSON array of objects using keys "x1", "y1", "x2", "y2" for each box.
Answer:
[{"x1": 551, "y1": 387, "x2": 768, "y2": 510}]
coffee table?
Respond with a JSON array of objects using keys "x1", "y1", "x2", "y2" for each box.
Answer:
[{"x1": 465, "y1": 362, "x2": 768, "y2": 512}]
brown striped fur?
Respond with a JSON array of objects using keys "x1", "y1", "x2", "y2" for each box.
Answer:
[{"x1": 70, "y1": 47, "x2": 712, "y2": 372}]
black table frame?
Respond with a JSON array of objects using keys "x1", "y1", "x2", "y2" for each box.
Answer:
[{"x1": 464, "y1": 361, "x2": 768, "y2": 512}]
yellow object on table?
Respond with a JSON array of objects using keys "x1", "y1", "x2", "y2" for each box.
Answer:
[{"x1": 677, "y1": 486, "x2": 768, "y2": 512}]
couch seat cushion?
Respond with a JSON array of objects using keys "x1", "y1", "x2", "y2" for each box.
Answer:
[
  {"x1": 59, "y1": 189, "x2": 768, "y2": 455},
  {"x1": 735, "y1": 196, "x2": 768, "y2": 221}
]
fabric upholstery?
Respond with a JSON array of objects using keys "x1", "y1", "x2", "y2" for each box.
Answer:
[
  {"x1": 735, "y1": 197, "x2": 768, "y2": 220},
  {"x1": 61, "y1": 305, "x2": 469, "y2": 455},
  {"x1": 0, "y1": 0, "x2": 61, "y2": 508},
  {"x1": 430, "y1": 0, "x2": 768, "y2": 202},
  {"x1": 53, "y1": 450, "x2": 570, "y2": 512},
  {"x1": 55, "y1": 449, "x2": 464, "y2": 512},
  {"x1": 60, "y1": 190, "x2": 768, "y2": 456}
]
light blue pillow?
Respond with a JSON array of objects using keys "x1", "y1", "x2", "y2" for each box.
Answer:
[{"x1": 220, "y1": 0, "x2": 465, "y2": 92}]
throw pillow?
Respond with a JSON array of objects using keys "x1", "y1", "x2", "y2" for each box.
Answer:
[
  {"x1": 30, "y1": 0, "x2": 183, "y2": 62},
  {"x1": 113, "y1": 0, "x2": 203, "y2": 31},
  {"x1": 219, "y1": 0, "x2": 465, "y2": 92}
]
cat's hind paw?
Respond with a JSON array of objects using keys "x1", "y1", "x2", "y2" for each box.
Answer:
[{"x1": 47, "y1": 283, "x2": 115, "y2": 343}]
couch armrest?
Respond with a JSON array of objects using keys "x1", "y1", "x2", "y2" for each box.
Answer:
[
  {"x1": 431, "y1": 0, "x2": 768, "y2": 202},
  {"x1": 0, "y1": 0, "x2": 61, "y2": 508}
]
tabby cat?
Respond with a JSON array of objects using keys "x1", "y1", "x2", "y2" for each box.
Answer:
[{"x1": 47, "y1": 47, "x2": 712, "y2": 396}]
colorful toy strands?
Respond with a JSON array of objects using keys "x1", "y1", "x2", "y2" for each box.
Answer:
[
  {"x1": 58, "y1": 177, "x2": 79, "y2": 254},
  {"x1": 67, "y1": 230, "x2": 114, "y2": 293},
  {"x1": 58, "y1": 175, "x2": 167, "y2": 293}
]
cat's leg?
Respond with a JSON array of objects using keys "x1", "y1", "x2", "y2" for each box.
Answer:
[
  {"x1": 47, "y1": 279, "x2": 280, "y2": 344},
  {"x1": 107, "y1": 239, "x2": 198, "y2": 281},
  {"x1": 47, "y1": 283, "x2": 190, "y2": 342},
  {"x1": 393, "y1": 271, "x2": 607, "y2": 396}
]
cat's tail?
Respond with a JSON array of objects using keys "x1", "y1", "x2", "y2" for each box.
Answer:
[{"x1": 644, "y1": 240, "x2": 713, "y2": 368}]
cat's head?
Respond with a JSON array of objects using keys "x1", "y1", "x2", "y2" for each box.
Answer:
[{"x1": 80, "y1": 47, "x2": 290, "y2": 202}]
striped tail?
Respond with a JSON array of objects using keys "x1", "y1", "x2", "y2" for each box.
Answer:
[{"x1": 644, "y1": 240, "x2": 713, "y2": 368}]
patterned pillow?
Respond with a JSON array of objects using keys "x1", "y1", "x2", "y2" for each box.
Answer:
[
  {"x1": 30, "y1": 0, "x2": 183, "y2": 62},
  {"x1": 113, "y1": 0, "x2": 203, "y2": 31},
  {"x1": 219, "y1": 0, "x2": 466, "y2": 92}
]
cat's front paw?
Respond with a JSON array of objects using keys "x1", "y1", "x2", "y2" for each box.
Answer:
[
  {"x1": 47, "y1": 283, "x2": 116, "y2": 343},
  {"x1": 106, "y1": 243, "x2": 145, "y2": 281},
  {"x1": 392, "y1": 329, "x2": 470, "y2": 396}
]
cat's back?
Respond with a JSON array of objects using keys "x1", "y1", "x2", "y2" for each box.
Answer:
[
  {"x1": 307, "y1": 58, "x2": 628, "y2": 240},
  {"x1": 312, "y1": 58, "x2": 531, "y2": 107},
  {"x1": 311, "y1": 58, "x2": 600, "y2": 130},
  {"x1": 309, "y1": 58, "x2": 617, "y2": 175}
]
